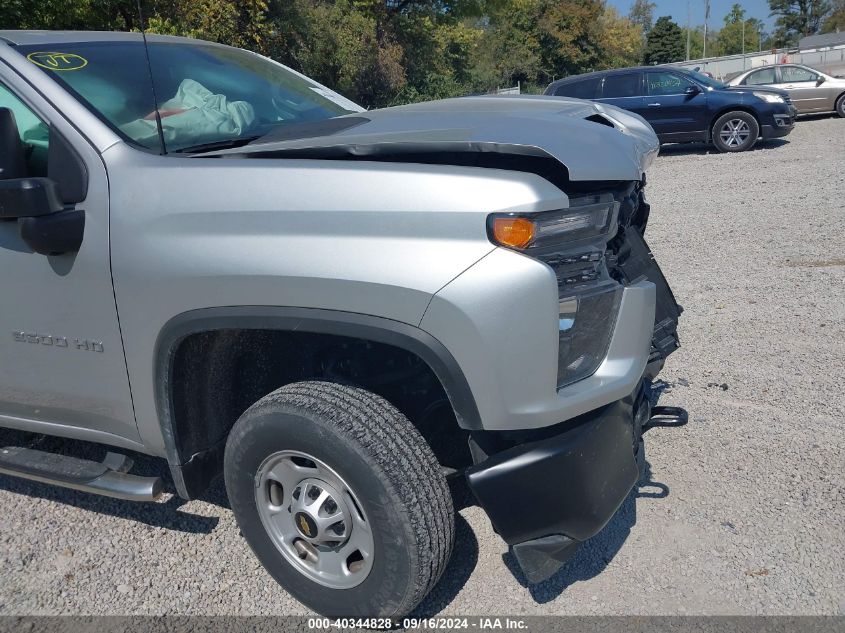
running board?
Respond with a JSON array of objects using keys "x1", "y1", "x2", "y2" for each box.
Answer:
[{"x1": 0, "y1": 446, "x2": 163, "y2": 501}]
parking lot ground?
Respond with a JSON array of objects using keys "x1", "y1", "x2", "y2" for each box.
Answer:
[{"x1": 0, "y1": 115, "x2": 843, "y2": 616}]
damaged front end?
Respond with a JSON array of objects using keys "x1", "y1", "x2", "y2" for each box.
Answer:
[
  {"x1": 466, "y1": 179, "x2": 685, "y2": 584},
  {"x1": 211, "y1": 95, "x2": 682, "y2": 584}
]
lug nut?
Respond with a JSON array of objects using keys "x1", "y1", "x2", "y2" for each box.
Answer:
[
  {"x1": 325, "y1": 500, "x2": 337, "y2": 514},
  {"x1": 308, "y1": 486, "x2": 321, "y2": 500}
]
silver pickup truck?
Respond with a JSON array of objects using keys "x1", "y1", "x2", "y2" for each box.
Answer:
[{"x1": 0, "y1": 30, "x2": 684, "y2": 618}]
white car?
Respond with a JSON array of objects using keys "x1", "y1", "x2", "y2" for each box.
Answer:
[{"x1": 728, "y1": 64, "x2": 845, "y2": 117}]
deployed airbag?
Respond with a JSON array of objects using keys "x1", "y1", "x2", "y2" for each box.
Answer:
[{"x1": 121, "y1": 78, "x2": 255, "y2": 149}]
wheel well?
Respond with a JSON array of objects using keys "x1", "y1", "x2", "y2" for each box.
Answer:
[
  {"x1": 709, "y1": 107, "x2": 760, "y2": 140},
  {"x1": 166, "y1": 328, "x2": 473, "y2": 494}
]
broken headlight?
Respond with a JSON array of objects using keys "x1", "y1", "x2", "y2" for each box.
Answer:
[
  {"x1": 489, "y1": 190, "x2": 628, "y2": 389},
  {"x1": 557, "y1": 281, "x2": 623, "y2": 387}
]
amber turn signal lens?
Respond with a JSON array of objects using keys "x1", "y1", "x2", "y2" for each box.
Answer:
[{"x1": 492, "y1": 217, "x2": 535, "y2": 249}]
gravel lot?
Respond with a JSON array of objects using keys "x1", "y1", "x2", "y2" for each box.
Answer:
[{"x1": 1, "y1": 115, "x2": 843, "y2": 617}]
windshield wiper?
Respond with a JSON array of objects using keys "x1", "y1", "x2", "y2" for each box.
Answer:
[{"x1": 170, "y1": 135, "x2": 263, "y2": 154}]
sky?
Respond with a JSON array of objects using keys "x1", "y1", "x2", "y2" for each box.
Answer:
[{"x1": 606, "y1": 0, "x2": 777, "y2": 30}]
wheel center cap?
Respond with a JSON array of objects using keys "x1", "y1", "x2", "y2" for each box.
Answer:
[{"x1": 294, "y1": 511, "x2": 318, "y2": 538}]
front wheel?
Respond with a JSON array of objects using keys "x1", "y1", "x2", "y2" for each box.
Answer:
[
  {"x1": 835, "y1": 93, "x2": 845, "y2": 118},
  {"x1": 712, "y1": 111, "x2": 759, "y2": 152},
  {"x1": 224, "y1": 381, "x2": 455, "y2": 618}
]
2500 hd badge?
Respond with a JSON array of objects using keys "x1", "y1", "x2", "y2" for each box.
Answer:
[{"x1": 13, "y1": 331, "x2": 104, "y2": 352}]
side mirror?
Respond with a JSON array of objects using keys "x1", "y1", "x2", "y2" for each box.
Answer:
[
  {"x1": 0, "y1": 177, "x2": 64, "y2": 219},
  {"x1": 816, "y1": 76, "x2": 825, "y2": 86},
  {"x1": 0, "y1": 107, "x2": 87, "y2": 255},
  {"x1": 0, "y1": 177, "x2": 84, "y2": 255},
  {"x1": 685, "y1": 85, "x2": 701, "y2": 96}
]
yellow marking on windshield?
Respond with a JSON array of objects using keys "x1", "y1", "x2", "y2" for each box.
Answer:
[{"x1": 26, "y1": 52, "x2": 88, "y2": 71}]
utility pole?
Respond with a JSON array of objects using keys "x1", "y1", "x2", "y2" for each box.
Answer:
[
  {"x1": 686, "y1": 0, "x2": 692, "y2": 60},
  {"x1": 703, "y1": 0, "x2": 710, "y2": 59},
  {"x1": 742, "y1": 17, "x2": 746, "y2": 69}
]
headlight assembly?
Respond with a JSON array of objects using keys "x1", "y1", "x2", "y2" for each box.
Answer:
[
  {"x1": 753, "y1": 92, "x2": 785, "y2": 104},
  {"x1": 489, "y1": 187, "x2": 637, "y2": 389},
  {"x1": 488, "y1": 193, "x2": 619, "y2": 250}
]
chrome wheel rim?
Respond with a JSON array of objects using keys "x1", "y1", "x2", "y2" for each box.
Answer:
[
  {"x1": 254, "y1": 450, "x2": 374, "y2": 588},
  {"x1": 720, "y1": 118, "x2": 751, "y2": 148}
]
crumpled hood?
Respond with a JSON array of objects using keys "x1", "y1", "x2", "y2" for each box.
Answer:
[{"x1": 215, "y1": 95, "x2": 659, "y2": 182}]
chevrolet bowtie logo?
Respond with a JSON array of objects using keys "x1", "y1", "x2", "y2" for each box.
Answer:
[{"x1": 298, "y1": 514, "x2": 312, "y2": 537}]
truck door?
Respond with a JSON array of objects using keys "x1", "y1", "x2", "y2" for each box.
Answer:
[{"x1": 0, "y1": 74, "x2": 139, "y2": 444}]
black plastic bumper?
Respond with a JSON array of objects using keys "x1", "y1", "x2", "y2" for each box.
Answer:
[
  {"x1": 762, "y1": 109, "x2": 795, "y2": 139},
  {"x1": 466, "y1": 390, "x2": 646, "y2": 583},
  {"x1": 761, "y1": 123, "x2": 793, "y2": 139}
]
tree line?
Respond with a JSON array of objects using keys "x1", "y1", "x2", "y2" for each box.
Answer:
[{"x1": 2, "y1": 0, "x2": 843, "y2": 108}]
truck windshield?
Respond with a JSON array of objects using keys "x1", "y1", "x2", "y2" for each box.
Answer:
[{"x1": 17, "y1": 39, "x2": 362, "y2": 153}]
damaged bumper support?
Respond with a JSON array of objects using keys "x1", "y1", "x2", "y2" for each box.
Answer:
[{"x1": 466, "y1": 391, "x2": 646, "y2": 584}]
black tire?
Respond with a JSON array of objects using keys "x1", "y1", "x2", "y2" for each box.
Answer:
[
  {"x1": 835, "y1": 93, "x2": 845, "y2": 118},
  {"x1": 224, "y1": 381, "x2": 454, "y2": 618},
  {"x1": 711, "y1": 111, "x2": 759, "y2": 152}
]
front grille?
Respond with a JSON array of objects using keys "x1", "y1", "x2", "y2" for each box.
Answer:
[
  {"x1": 552, "y1": 181, "x2": 681, "y2": 377},
  {"x1": 607, "y1": 199, "x2": 683, "y2": 371}
]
